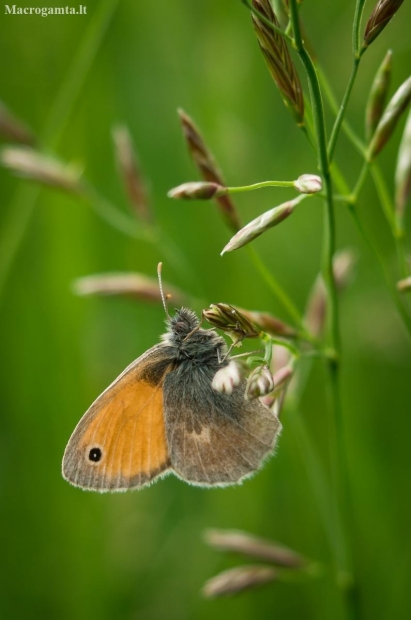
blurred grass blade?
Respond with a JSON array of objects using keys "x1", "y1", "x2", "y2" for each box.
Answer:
[
  {"x1": 305, "y1": 249, "x2": 357, "y2": 337},
  {"x1": 365, "y1": 50, "x2": 392, "y2": 143},
  {"x1": 0, "y1": 101, "x2": 35, "y2": 145},
  {"x1": 112, "y1": 125, "x2": 152, "y2": 223},
  {"x1": 367, "y1": 76, "x2": 411, "y2": 161},
  {"x1": 178, "y1": 109, "x2": 241, "y2": 231},
  {"x1": 251, "y1": 0, "x2": 304, "y2": 126},
  {"x1": 0, "y1": 0, "x2": 121, "y2": 304}
]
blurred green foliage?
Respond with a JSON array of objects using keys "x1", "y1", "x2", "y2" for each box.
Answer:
[{"x1": 1, "y1": 1, "x2": 411, "y2": 618}]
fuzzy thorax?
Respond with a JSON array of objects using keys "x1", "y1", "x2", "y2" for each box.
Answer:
[{"x1": 162, "y1": 308, "x2": 227, "y2": 363}]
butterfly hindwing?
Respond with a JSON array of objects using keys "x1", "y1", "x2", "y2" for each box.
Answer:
[
  {"x1": 163, "y1": 362, "x2": 281, "y2": 487},
  {"x1": 62, "y1": 345, "x2": 174, "y2": 492}
]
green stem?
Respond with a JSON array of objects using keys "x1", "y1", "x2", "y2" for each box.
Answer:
[
  {"x1": 289, "y1": 2, "x2": 358, "y2": 617},
  {"x1": 328, "y1": 59, "x2": 360, "y2": 161},
  {"x1": 369, "y1": 163, "x2": 396, "y2": 230},
  {"x1": 317, "y1": 65, "x2": 366, "y2": 157},
  {"x1": 351, "y1": 161, "x2": 368, "y2": 201},
  {"x1": 328, "y1": 0, "x2": 366, "y2": 160},
  {"x1": 81, "y1": 184, "x2": 156, "y2": 242},
  {"x1": 352, "y1": 0, "x2": 367, "y2": 57},
  {"x1": 226, "y1": 180, "x2": 295, "y2": 194}
]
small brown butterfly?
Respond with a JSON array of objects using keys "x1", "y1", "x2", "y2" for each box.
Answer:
[{"x1": 62, "y1": 265, "x2": 281, "y2": 492}]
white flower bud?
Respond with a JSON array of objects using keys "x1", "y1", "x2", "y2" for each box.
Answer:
[
  {"x1": 212, "y1": 361, "x2": 244, "y2": 395},
  {"x1": 293, "y1": 174, "x2": 322, "y2": 194}
]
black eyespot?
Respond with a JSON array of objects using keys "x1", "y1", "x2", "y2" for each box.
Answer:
[{"x1": 88, "y1": 447, "x2": 102, "y2": 462}]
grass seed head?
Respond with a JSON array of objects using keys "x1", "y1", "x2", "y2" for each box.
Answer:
[
  {"x1": 73, "y1": 272, "x2": 186, "y2": 305},
  {"x1": 395, "y1": 109, "x2": 411, "y2": 222},
  {"x1": 204, "y1": 528, "x2": 305, "y2": 567},
  {"x1": 368, "y1": 76, "x2": 411, "y2": 160},
  {"x1": 365, "y1": 50, "x2": 393, "y2": 143},
  {"x1": 178, "y1": 109, "x2": 241, "y2": 231},
  {"x1": 204, "y1": 303, "x2": 260, "y2": 343},
  {"x1": 251, "y1": 0, "x2": 304, "y2": 126},
  {"x1": 167, "y1": 181, "x2": 226, "y2": 200},
  {"x1": 202, "y1": 564, "x2": 277, "y2": 598},
  {"x1": 221, "y1": 196, "x2": 303, "y2": 255},
  {"x1": 0, "y1": 147, "x2": 83, "y2": 194},
  {"x1": 364, "y1": 0, "x2": 405, "y2": 47},
  {"x1": 397, "y1": 276, "x2": 411, "y2": 293}
]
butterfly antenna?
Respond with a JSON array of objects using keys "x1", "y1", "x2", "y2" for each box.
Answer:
[{"x1": 157, "y1": 262, "x2": 170, "y2": 318}]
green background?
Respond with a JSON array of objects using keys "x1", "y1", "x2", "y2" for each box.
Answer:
[{"x1": 1, "y1": 1, "x2": 411, "y2": 618}]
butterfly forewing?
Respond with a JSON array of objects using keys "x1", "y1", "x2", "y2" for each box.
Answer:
[{"x1": 62, "y1": 345, "x2": 174, "y2": 492}]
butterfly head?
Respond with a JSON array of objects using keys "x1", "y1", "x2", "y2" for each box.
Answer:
[
  {"x1": 163, "y1": 307, "x2": 226, "y2": 362},
  {"x1": 168, "y1": 307, "x2": 200, "y2": 337}
]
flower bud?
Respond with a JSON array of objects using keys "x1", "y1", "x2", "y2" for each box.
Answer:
[
  {"x1": 245, "y1": 365, "x2": 275, "y2": 400},
  {"x1": 365, "y1": 50, "x2": 393, "y2": 143},
  {"x1": 202, "y1": 565, "x2": 276, "y2": 598},
  {"x1": 293, "y1": 174, "x2": 322, "y2": 194},
  {"x1": 167, "y1": 181, "x2": 226, "y2": 200},
  {"x1": 221, "y1": 195, "x2": 303, "y2": 255},
  {"x1": 364, "y1": 0, "x2": 405, "y2": 48},
  {"x1": 204, "y1": 303, "x2": 259, "y2": 344},
  {"x1": 212, "y1": 361, "x2": 245, "y2": 395},
  {"x1": 367, "y1": 76, "x2": 411, "y2": 161}
]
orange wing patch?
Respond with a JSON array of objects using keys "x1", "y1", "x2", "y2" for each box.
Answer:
[{"x1": 62, "y1": 348, "x2": 172, "y2": 492}]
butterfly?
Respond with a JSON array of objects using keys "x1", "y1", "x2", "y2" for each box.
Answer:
[{"x1": 62, "y1": 266, "x2": 281, "y2": 492}]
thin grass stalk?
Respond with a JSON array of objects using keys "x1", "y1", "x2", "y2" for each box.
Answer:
[
  {"x1": 328, "y1": 0, "x2": 367, "y2": 161},
  {"x1": 288, "y1": 2, "x2": 359, "y2": 618}
]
